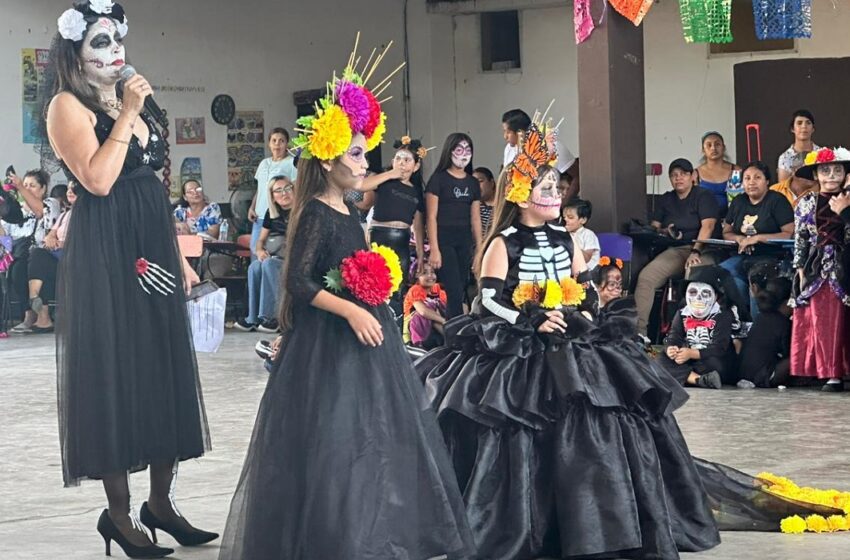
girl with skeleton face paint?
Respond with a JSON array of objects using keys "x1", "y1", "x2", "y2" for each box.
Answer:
[
  {"x1": 425, "y1": 133, "x2": 483, "y2": 318},
  {"x1": 44, "y1": 2, "x2": 215, "y2": 557},
  {"x1": 417, "y1": 119, "x2": 722, "y2": 559}
]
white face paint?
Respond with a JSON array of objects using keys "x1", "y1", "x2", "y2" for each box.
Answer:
[
  {"x1": 79, "y1": 17, "x2": 125, "y2": 88},
  {"x1": 451, "y1": 141, "x2": 472, "y2": 169},
  {"x1": 523, "y1": 168, "x2": 561, "y2": 222},
  {"x1": 685, "y1": 282, "x2": 716, "y2": 319}
]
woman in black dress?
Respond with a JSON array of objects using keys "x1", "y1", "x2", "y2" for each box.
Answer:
[
  {"x1": 218, "y1": 40, "x2": 475, "y2": 560},
  {"x1": 45, "y1": 2, "x2": 214, "y2": 557}
]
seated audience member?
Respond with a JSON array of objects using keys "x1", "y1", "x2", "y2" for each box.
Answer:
[
  {"x1": 236, "y1": 176, "x2": 293, "y2": 333},
  {"x1": 174, "y1": 179, "x2": 222, "y2": 238},
  {"x1": 473, "y1": 167, "x2": 496, "y2": 236},
  {"x1": 403, "y1": 263, "x2": 447, "y2": 350},
  {"x1": 657, "y1": 266, "x2": 736, "y2": 389},
  {"x1": 23, "y1": 181, "x2": 78, "y2": 334},
  {"x1": 737, "y1": 276, "x2": 792, "y2": 388},
  {"x1": 634, "y1": 158, "x2": 720, "y2": 337},
  {"x1": 770, "y1": 159, "x2": 818, "y2": 208},
  {"x1": 777, "y1": 109, "x2": 818, "y2": 182},
  {"x1": 596, "y1": 256, "x2": 624, "y2": 308},
  {"x1": 562, "y1": 198, "x2": 600, "y2": 270},
  {"x1": 697, "y1": 131, "x2": 740, "y2": 216},
  {"x1": 720, "y1": 161, "x2": 794, "y2": 320}
]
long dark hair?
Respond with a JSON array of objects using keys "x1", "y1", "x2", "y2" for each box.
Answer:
[
  {"x1": 278, "y1": 156, "x2": 332, "y2": 331},
  {"x1": 434, "y1": 133, "x2": 474, "y2": 175}
]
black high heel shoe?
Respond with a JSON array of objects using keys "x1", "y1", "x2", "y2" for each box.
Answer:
[
  {"x1": 139, "y1": 501, "x2": 219, "y2": 546},
  {"x1": 96, "y1": 509, "x2": 174, "y2": 558}
]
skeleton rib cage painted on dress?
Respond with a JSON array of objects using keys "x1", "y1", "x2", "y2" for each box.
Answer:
[{"x1": 501, "y1": 222, "x2": 574, "y2": 303}]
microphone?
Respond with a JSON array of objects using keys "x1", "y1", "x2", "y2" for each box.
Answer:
[{"x1": 119, "y1": 65, "x2": 168, "y2": 128}]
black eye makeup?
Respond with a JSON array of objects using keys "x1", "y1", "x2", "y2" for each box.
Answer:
[{"x1": 90, "y1": 33, "x2": 112, "y2": 49}]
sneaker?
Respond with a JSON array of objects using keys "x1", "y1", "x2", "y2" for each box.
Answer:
[
  {"x1": 736, "y1": 379, "x2": 756, "y2": 389},
  {"x1": 255, "y1": 340, "x2": 274, "y2": 360},
  {"x1": 10, "y1": 321, "x2": 32, "y2": 334},
  {"x1": 257, "y1": 319, "x2": 279, "y2": 333},
  {"x1": 697, "y1": 370, "x2": 722, "y2": 389},
  {"x1": 234, "y1": 319, "x2": 257, "y2": 332}
]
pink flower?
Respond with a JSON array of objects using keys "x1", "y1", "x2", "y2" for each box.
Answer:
[
  {"x1": 335, "y1": 81, "x2": 371, "y2": 134},
  {"x1": 135, "y1": 258, "x2": 149, "y2": 275},
  {"x1": 816, "y1": 148, "x2": 836, "y2": 164},
  {"x1": 362, "y1": 89, "x2": 382, "y2": 138}
]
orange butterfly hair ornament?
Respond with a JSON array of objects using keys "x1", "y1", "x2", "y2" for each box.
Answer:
[{"x1": 505, "y1": 104, "x2": 561, "y2": 205}]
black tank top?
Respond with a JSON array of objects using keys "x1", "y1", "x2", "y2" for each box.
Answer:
[{"x1": 371, "y1": 179, "x2": 424, "y2": 225}]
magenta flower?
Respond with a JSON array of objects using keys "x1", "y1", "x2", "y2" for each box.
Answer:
[{"x1": 335, "y1": 81, "x2": 371, "y2": 134}]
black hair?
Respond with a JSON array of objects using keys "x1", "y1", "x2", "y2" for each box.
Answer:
[
  {"x1": 473, "y1": 167, "x2": 494, "y2": 182},
  {"x1": 269, "y1": 127, "x2": 290, "y2": 142},
  {"x1": 756, "y1": 276, "x2": 792, "y2": 313},
  {"x1": 50, "y1": 183, "x2": 70, "y2": 208},
  {"x1": 177, "y1": 179, "x2": 204, "y2": 208},
  {"x1": 563, "y1": 197, "x2": 592, "y2": 220},
  {"x1": 741, "y1": 160, "x2": 772, "y2": 184},
  {"x1": 24, "y1": 169, "x2": 50, "y2": 190},
  {"x1": 434, "y1": 133, "x2": 474, "y2": 175},
  {"x1": 501, "y1": 109, "x2": 531, "y2": 133},
  {"x1": 789, "y1": 109, "x2": 815, "y2": 129},
  {"x1": 748, "y1": 261, "x2": 779, "y2": 292},
  {"x1": 594, "y1": 262, "x2": 622, "y2": 287}
]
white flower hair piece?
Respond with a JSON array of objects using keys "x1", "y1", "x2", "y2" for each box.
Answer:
[
  {"x1": 57, "y1": 8, "x2": 87, "y2": 42},
  {"x1": 89, "y1": 0, "x2": 114, "y2": 15},
  {"x1": 116, "y1": 17, "x2": 128, "y2": 38},
  {"x1": 833, "y1": 147, "x2": 850, "y2": 161}
]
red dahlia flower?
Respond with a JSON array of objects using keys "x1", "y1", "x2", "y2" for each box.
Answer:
[{"x1": 340, "y1": 250, "x2": 392, "y2": 306}]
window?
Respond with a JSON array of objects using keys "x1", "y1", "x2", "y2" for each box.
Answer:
[
  {"x1": 710, "y1": 0, "x2": 794, "y2": 56},
  {"x1": 481, "y1": 10, "x2": 521, "y2": 72}
]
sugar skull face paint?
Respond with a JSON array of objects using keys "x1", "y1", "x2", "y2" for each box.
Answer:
[
  {"x1": 451, "y1": 141, "x2": 472, "y2": 169},
  {"x1": 523, "y1": 168, "x2": 561, "y2": 222},
  {"x1": 80, "y1": 17, "x2": 125, "y2": 87},
  {"x1": 685, "y1": 282, "x2": 716, "y2": 319}
]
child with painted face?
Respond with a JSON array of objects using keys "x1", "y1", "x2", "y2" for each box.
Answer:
[
  {"x1": 658, "y1": 266, "x2": 736, "y2": 389},
  {"x1": 219, "y1": 43, "x2": 475, "y2": 560},
  {"x1": 44, "y1": 2, "x2": 214, "y2": 556},
  {"x1": 417, "y1": 122, "x2": 720, "y2": 560},
  {"x1": 425, "y1": 133, "x2": 483, "y2": 319},
  {"x1": 595, "y1": 257, "x2": 624, "y2": 308},
  {"x1": 789, "y1": 147, "x2": 850, "y2": 391}
]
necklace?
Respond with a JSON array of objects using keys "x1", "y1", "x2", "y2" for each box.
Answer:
[{"x1": 103, "y1": 97, "x2": 123, "y2": 111}]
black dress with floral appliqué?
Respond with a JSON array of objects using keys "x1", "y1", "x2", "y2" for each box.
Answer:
[
  {"x1": 218, "y1": 199, "x2": 475, "y2": 560},
  {"x1": 56, "y1": 111, "x2": 210, "y2": 487}
]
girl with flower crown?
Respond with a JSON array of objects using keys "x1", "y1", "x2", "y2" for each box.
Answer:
[
  {"x1": 44, "y1": 2, "x2": 215, "y2": 558},
  {"x1": 218, "y1": 40, "x2": 475, "y2": 560},
  {"x1": 417, "y1": 122, "x2": 722, "y2": 560},
  {"x1": 789, "y1": 147, "x2": 850, "y2": 391}
]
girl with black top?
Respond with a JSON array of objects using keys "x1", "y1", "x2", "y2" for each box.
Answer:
[
  {"x1": 361, "y1": 136, "x2": 426, "y2": 315},
  {"x1": 426, "y1": 133, "x2": 482, "y2": 318}
]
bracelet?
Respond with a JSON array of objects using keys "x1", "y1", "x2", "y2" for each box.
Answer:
[{"x1": 107, "y1": 136, "x2": 130, "y2": 145}]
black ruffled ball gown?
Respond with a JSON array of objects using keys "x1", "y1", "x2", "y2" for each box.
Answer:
[
  {"x1": 218, "y1": 199, "x2": 475, "y2": 560},
  {"x1": 416, "y1": 221, "x2": 721, "y2": 560},
  {"x1": 56, "y1": 111, "x2": 210, "y2": 486}
]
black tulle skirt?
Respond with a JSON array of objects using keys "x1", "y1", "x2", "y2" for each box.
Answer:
[
  {"x1": 417, "y1": 301, "x2": 721, "y2": 560},
  {"x1": 56, "y1": 167, "x2": 210, "y2": 487},
  {"x1": 218, "y1": 301, "x2": 476, "y2": 560}
]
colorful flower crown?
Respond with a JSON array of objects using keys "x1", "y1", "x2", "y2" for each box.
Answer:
[
  {"x1": 505, "y1": 105, "x2": 561, "y2": 205},
  {"x1": 58, "y1": 1, "x2": 127, "y2": 42},
  {"x1": 803, "y1": 147, "x2": 850, "y2": 167},
  {"x1": 598, "y1": 256, "x2": 624, "y2": 269},
  {"x1": 293, "y1": 34, "x2": 404, "y2": 162},
  {"x1": 393, "y1": 136, "x2": 433, "y2": 161},
  {"x1": 324, "y1": 243, "x2": 402, "y2": 306},
  {"x1": 512, "y1": 277, "x2": 586, "y2": 310}
]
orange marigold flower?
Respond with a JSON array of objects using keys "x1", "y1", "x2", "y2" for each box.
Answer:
[
  {"x1": 560, "y1": 277, "x2": 586, "y2": 306},
  {"x1": 512, "y1": 282, "x2": 540, "y2": 308}
]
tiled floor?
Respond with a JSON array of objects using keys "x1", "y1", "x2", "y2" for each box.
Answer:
[{"x1": 1, "y1": 332, "x2": 848, "y2": 559}]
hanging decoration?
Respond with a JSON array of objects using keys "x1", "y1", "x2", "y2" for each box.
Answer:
[
  {"x1": 679, "y1": 0, "x2": 733, "y2": 44},
  {"x1": 574, "y1": 0, "x2": 609, "y2": 44},
  {"x1": 752, "y1": 0, "x2": 812, "y2": 40},
  {"x1": 609, "y1": 0, "x2": 653, "y2": 26}
]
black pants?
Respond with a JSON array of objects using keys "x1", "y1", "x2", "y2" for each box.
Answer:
[
  {"x1": 657, "y1": 353, "x2": 736, "y2": 386},
  {"x1": 28, "y1": 247, "x2": 59, "y2": 301},
  {"x1": 370, "y1": 226, "x2": 411, "y2": 319},
  {"x1": 437, "y1": 226, "x2": 473, "y2": 319}
]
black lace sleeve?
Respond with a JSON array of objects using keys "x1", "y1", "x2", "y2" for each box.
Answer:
[{"x1": 285, "y1": 201, "x2": 328, "y2": 304}]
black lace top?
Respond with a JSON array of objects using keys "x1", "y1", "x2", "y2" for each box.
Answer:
[
  {"x1": 92, "y1": 111, "x2": 166, "y2": 174},
  {"x1": 285, "y1": 198, "x2": 367, "y2": 309}
]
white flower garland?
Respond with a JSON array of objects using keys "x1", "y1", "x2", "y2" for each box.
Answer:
[{"x1": 57, "y1": 1, "x2": 128, "y2": 42}]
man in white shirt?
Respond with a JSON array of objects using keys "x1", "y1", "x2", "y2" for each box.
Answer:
[{"x1": 501, "y1": 109, "x2": 576, "y2": 173}]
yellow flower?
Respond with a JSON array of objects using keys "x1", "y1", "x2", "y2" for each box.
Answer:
[
  {"x1": 512, "y1": 282, "x2": 540, "y2": 308},
  {"x1": 827, "y1": 515, "x2": 849, "y2": 532},
  {"x1": 309, "y1": 105, "x2": 353, "y2": 161},
  {"x1": 506, "y1": 170, "x2": 532, "y2": 204},
  {"x1": 780, "y1": 515, "x2": 807, "y2": 534},
  {"x1": 366, "y1": 112, "x2": 386, "y2": 152},
  {"x1": 541, "y1": 279, "x2": 563, "y2": 309},
  {"x1": 806, "y1": 514, "x2": 830, "y2": 533},
  {"x1": 560, "y1": 277, "x2": 587, "y2": 306},
  {"x1": 371, "y1": 243, "x2": 403, "y2": 295},
  {"x1": 804, "y1": 151, "x2": 818, "y2": 166}
]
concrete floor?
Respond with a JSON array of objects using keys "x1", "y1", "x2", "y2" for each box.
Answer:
[{"x1": 2, "y1": 332, "x2": 849, "y2": 560}]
